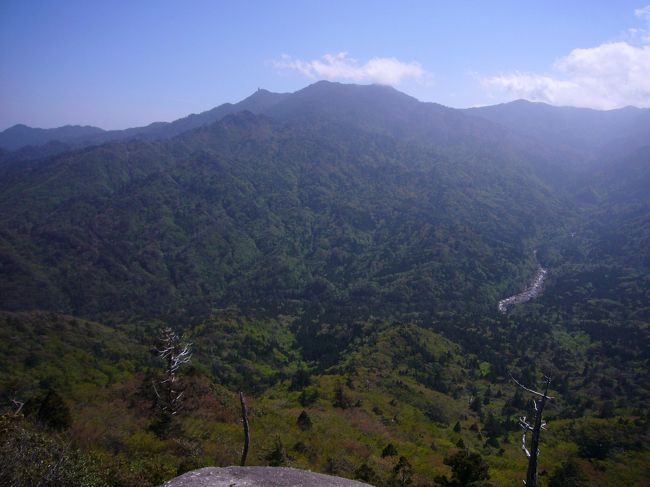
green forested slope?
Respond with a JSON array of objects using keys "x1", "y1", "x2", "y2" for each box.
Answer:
[
  {"x1": 0, "y1": 104, "x2": 562, "y2": 324},
  {"x1": 1, "y1": 82, "x2": 649, "y2": 486}
]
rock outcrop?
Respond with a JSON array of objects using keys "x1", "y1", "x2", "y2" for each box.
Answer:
[{"x1": 161, "y1": 467, "x2": 372, "y2": 487}]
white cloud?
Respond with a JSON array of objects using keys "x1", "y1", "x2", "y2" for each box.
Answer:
[
  {"x1": 482, "y1": 7, "x2": 650, "y2": 109},
  {"x1": 631, "y1": 4, "x2": 650, "y2": 43},
  {"x1": 273, "y1": 52, "x2": 430, "y2": 86},
  {"x1": 636, "y1": 5, "x2": 650, "y2": 21}
]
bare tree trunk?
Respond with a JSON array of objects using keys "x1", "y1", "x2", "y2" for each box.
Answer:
[
  {"x1": 512, "y1": 374, "x2": 553, "y2": 487},
  {"x1": 239, "y1": 392, "x2": 250, "y2": 467},
  {"x1": 156, "y1": 328, "x2": 191, "y2": 417},
  {"x1": 11, "y1": 398, "x2": 24, "y2": 415},
  {"x1": 152, "y1": 327, "x2": 192, "y2": 437}
]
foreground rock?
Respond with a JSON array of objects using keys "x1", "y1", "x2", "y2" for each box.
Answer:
[{"x1": 161, "y1": 467, "x2": 372, "y2": 487}]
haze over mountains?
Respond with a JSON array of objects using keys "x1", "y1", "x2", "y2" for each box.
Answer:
[
  {"x1": 1, "y1": 80, "x2": 648, "y2": 357},
  {"x1": 0, "y1": 88, "x2": 292, "y2": 152},
  {"x1": 468, "y1": 100, "x2": 650, "y2": 160},
  {"x1": 3, "y1": 81, "x2": 650, "y2": 160},
  {"x1": 1, "y1": 81, "x2": 649, "y2": 486},
  {"x1": 0, "y1": 82, "x2": 573, "y2": 321}
]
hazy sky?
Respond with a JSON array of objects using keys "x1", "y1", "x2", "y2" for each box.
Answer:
[{"x1": 1, "y1": 1, "x2": 649, "y2": 130}]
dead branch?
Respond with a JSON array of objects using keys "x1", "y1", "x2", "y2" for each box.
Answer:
[
  {"x1": 239, "y1": 392, "x2": 250, "y2": 466},
  {"x1": 11, "y1": 398, "x2": 24, "y2": 416},
  {"x1": 510, "y1": 373, "x2": 555, "y2": 400},
  {"x1": 511, "y1": 374, "x2": 553, "y2": 487},
  {"x1": 153, "y1": 327, "x2": 192, "y2": 430}
]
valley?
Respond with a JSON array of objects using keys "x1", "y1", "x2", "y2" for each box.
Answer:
[
  {"x1": 498, "y1": 254, "x2": 547, "y2": 313},
  {"x1": 1, "y1": 82, "x2": 649, "y2": 487}
]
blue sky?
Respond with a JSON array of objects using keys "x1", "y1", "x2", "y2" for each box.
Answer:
[{"x1": 1, "y1": 1, "x2": 649, "y2": 130}]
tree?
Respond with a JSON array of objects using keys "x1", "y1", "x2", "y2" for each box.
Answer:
[
  {"x1": 289, "y1": 367, "x2": 311, "y2": 391},
  {"x1": 0, "y1": 412, "x2": 105, "y2": 487},
  {"x1": 332, "y1": 381, "x2": 352, "y2": 409},
  {"x1": 239, "y1": 392, "x2": 250, "y2": 466},
  {"x1": 482, "y1": 412, "x2": 502, "y2": 440},
  {"x1": 151, "y1": 327, "x2": 192, "y2": 437},
  {"x1": 297, "y1": 410, "x2": 312, "y2": 431},
  {"x1": 512, "y1": 374, "x2": 553, "y2": 487},
  {"x1": 391, "y1": 456, "x2": 413, "y2": 486},
  {"x1": 434, "y1": 450, "x2": 492, "y2": 486},
  {"x1": 298, "y1": 387, "x2": 319, "y2": 407},
  {"x1": 469, "y1": 395, "x2": 482, "y2": 416},
  {"x1": 548, "y1": 459, "x2": 586, "y2": 487},
  {"x1": 265, "y1": 436, "x2": 286, "y2": 466},
  {"x1": 381, "y1": 443, "x2": 398, "y2": 458},
  {"x1": 354, "y1": 463, "x2": 379, "y2": 484},
  {"x1": 36, "y1": 390, "x2": 71, "y2": 431}
]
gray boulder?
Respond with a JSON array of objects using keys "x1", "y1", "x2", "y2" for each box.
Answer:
[{"x1": 161, "y1": 467, "x2": 373, "y2": 487}]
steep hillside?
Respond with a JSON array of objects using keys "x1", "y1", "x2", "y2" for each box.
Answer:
[
  {"x1": 466, "y1": 99, "x2": 650, "y2": 160},
  {"x1": 1, "y1": 82, "x2": 649, "y2": 487},
  {"x1": 0, "y1": 86, "x2": 565, "y2": 325},
  {"x1": 0, "y1": 90, "x2": 290, "y2": 153},
  {"x1": 0, "y1": 124, "x2": 104, "y2": 151}
]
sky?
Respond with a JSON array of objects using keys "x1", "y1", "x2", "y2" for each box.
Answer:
[{"x1": 1, "y1": 0, "x2": 649, "y2": 130}]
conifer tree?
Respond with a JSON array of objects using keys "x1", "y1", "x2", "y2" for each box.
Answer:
[
  {"x1": 37, "y1": 390, "x2": 71, "y2": 430},
  {"x1": 392, "y1": 456, "x2": 413, "y2": 486}
]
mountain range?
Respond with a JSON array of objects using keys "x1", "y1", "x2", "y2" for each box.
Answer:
[
  {"x1": 0, "y1": 82, "x2": 570, "y2": 322},
  {"x1": 2, "y1": 81, "x2": 648, "y2": 319},
  {"x1": 4, "y1": 83, "x2": 650, "y2": 161},
  {"x1": 1, "y1": 81, "x2": 648, "y2": 486}
]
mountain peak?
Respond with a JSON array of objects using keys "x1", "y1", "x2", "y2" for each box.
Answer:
[
  {"x1": 5, "y1": 123, "x2": 31, "y2": 131},
  {"x1": 299, "y1": 80, "x2": 407, "y2": 96},
  {"x1": 0, "y1": 123, "x2": 105, "y2": 151},
  {"x1": 235, "y1": 88, "x2": 290, "y2": 113}
]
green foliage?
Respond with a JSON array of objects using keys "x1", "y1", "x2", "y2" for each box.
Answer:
[
  {"x1": 296, "y1": 410, "x2": 312, "y2": 431},
  {"x1": 298, "y1": 387, "x2": 320, "y2": 407},
  {"x1": 381, "y1": 443, "x2": 398, "y2": 458},
  {"x1": 0, "y1": 413, "x2": 108, "y2": 487},
  {"x1": 354, "y1": 463, "x2": 380, "y2": 484},
  {"x1": 0, "y1": 101, "x2": 559, "y2": 328},
  {"x1": 0, "y1": 311, "x2": 144, "y2": 398},
  {"x1": 265, "y1": 436, "x2": 287, "y2": 467},
  {"x1": 32, "y1": 389, "x2": 72, "y2": 430},
  {"x1": 1, "y1": 83, "x2": 650, "y2": 486},
  {"x1": 289, "y1": 368, "x2": 311, "y2": 391},
  {"x1": 391, "y1": 456, "x2": 413, "y2": 486},
  {"x1": 1, "y1": 306, "x2": 649, "y2": 486},
  {"x1": 569, "y1": 418, "x2": 646, "y2": 460},
  {"x1": 190, "y1": 312, "x2": 301, "y2": 392},
  {"x1": 435, "y1": 450, "x2": 492, "y2": 486},
  {"x1": 332, "y1": 381, "x2": 353, "y2": 409},
  {"x1": 548, "y1": 459, "x2": 586, "y2": 487},
  {"x1": 482, "y1": 413, "x2": 502, "y2": 440}
]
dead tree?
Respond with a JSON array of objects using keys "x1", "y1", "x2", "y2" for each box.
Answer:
[
  {"x1": 10, "y1": 399, "x2": 24, "y2": 416},
  {"x1": 153, "y1": 327, "x2": 192, "y2": 434},
  {"x1": 239, "y1": 392, "x2": 250, "y2": 466},
  {"x1": 511, "y1": 374, "x2": 553, "y2": 487}
]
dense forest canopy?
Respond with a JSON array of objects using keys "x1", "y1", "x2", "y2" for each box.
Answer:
[{"x1": 1, "y1": 81, "x2": 648, "y2": 486}]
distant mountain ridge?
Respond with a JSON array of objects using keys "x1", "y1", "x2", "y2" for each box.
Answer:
[
  {"x1": 1, "y1": 81, "x2": 648, "y2": 324},
  {"x1": 0, "y1": 81, "x2": 566, "y2": 323},
  {"x1": 465, "y1": 99, "x2": 650, "y2": 159},
  {"x1": 0, "y1": 88, "x2": 290, "y2": 152},
  {"x1": 3, "y1": 85, "x2": 649, "y2": 160},
  {"x1": 0, "y1": 124, "x2": 104, "y2": 151},
  {"x1": 1, "y1": 81, "x2": 649, "y2": 487}
]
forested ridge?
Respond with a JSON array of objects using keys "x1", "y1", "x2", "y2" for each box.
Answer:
[{"x1": 1, "y1": 81, "x2": 648, "y2": 486}]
